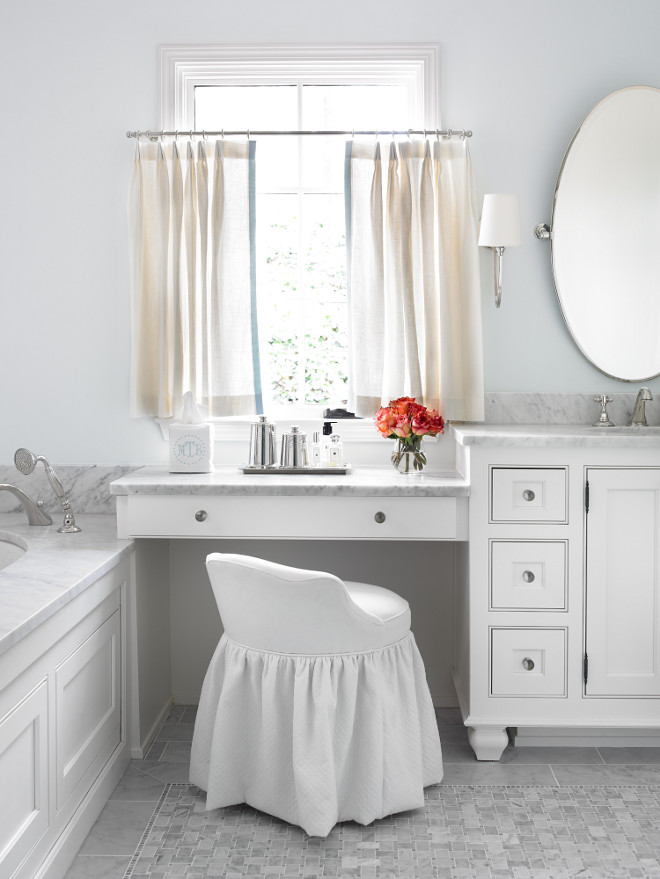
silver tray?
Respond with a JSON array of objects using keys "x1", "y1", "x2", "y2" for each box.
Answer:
[{"x1": 240, "y1": 464, "x2": 351, "y2": 475}]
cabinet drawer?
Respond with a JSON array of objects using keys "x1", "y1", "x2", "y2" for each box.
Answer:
[
  {"x1": 491, "y1": 467, "x2": 567, "y2": 523},
  {"x1": 124, "y1": 495, "x2": 460, "y2": 540},
  {"x1": 491, "y1": 628, "x2": 567, "y2": 696},
  {"x1": 490, "y1": 541, "x2": 567, "y2": 610}
]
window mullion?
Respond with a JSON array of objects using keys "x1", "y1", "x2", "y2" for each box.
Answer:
[{"x1": 296, "y1": 82, "x2": 307, "y2": 407}]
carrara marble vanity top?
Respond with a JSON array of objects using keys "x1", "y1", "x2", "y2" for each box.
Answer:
[
  {"x1": 109, "y1": 464, "x2": 469, "y2": 496},
  {"x1": 0, "y1": 514, "x2": 133, "y2": 656},
  {"x1": 451, "y1": 423, "x2": 660, "y2": 447}
]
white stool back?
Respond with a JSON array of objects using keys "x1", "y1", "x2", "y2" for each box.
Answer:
[{"x1": 206, "y1": 552, "x2": 409, "y2": 654}]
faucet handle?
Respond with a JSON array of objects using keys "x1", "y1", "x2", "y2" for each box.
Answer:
[{"x1": 593, "y1": 394, "x2": 615, "y2": 427}]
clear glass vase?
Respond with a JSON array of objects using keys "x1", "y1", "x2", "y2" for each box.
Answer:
[{"x1": 391, "y1": 436, "x2": 427, "y2": 474}]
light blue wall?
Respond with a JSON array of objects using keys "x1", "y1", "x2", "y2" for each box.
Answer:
[{"x1": 2, "y1": 0, "x2": 660, "y2": 462}]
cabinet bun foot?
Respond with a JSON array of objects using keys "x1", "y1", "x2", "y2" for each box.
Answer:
[{"x1": 468, "y1": 725, "x2": 509, "y2": 761}]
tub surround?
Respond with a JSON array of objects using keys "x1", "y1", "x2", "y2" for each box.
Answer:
[
  {"x1": 0, "y1": 514, "x2": 132, "y2": 656},
  {"x1": 0, "y1": 465, "x2": 134, "y2": 515}
]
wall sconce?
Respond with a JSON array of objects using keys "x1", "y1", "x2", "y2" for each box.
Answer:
[{"x1": 478, "y1": 194, "x2": 521, "y2": 308}]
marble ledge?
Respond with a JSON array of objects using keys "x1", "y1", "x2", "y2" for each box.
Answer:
[
  {"x1": 110, "y1": 465, "x2": 469, "y2": 497},
  {"x1": 451, "y1": 423, "x2": 660, "y2": 448},
  {"x1": 0, "y1": 514, "x2": 133, "y2": 657}
]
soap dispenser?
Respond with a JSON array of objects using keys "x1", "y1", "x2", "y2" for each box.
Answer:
[{"x1": 327, "y1": 434, "x2": 343, "y2": 468}]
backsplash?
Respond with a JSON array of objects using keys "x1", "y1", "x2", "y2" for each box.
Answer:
[
  {"x1": 0, "y1": 465, "x2": 136, "y2": 514},
  {"x1": 484, "y1": 392, "x2": 660, "y2": 427}
]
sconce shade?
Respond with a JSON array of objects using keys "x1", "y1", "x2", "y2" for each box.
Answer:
[{"x1": 478, "y1": 194, "x2": 521, "y2": 247}]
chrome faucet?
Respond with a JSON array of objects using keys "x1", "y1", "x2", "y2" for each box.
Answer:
[
  {"x1": 0, "y1": 484, "x2": 53, "y2": 526},
  {"x1": 628, "y1": 387, "x2": 653, "y2": 426}
]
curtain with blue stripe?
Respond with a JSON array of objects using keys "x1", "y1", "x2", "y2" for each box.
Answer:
[
  {"x1": 345, "y1": 137, "x2": 484, "y2": 422},
  {"x1": 129, "y1": 137, "x2": 261, "y2": 418}
]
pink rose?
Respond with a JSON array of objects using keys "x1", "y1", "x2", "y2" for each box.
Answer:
[
  {"x1": 391, "y1": 414, "x2": 412, "y2": 438},
  {"x1": 375, "y1": 407, "x2": 398, "y2": 437},
  {"x1": 411, "y1": 408, "x2": 444, "y2": 436}
]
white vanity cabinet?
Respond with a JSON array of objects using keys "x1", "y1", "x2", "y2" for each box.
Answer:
[
  {"x1": 0, "y1": 559, "x2": 130, "y2": 879},
  {"x1": 452, "y1": 426, "x2": 660, "y2": 761}
]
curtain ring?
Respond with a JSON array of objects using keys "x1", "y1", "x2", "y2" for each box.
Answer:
[
  {"x1": 351, "y1": 129, "x2": 355, "y2": 140},
  {"x1": 443, "y1": 129, "x2": 451, "y2": 140},
  {"x1": 436, "y1": 128, "x2": 440, "y2": 141},
  {"x1": 247, "y1": 129, "x2": 250, "y2": 140},
  {"x1": 461, "y1": 129, "x2": 466, "y2": 139},
  {"x1": 202, "y1": 130, "x2": 207, "y2": 141},
  {"x1": 174, "y1": 130, "x2": 179, "y2": 141},
  {"x1": 407, "y1": 128, "x2": 413, "y2": 139},
  {"x1": 423, "y1": 129, "x2": 428, "y2": 139}
]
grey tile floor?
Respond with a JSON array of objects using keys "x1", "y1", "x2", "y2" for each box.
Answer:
[{"x1": 64, "y1": 707, "x2": 660, "y2": 878}]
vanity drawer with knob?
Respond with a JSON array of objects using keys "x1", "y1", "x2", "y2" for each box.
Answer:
[
  {"x1": 122, "y1": 495, "x2": 463, "y2": 539},
  {"x1": 490, "y1": 627, "x2": 567, "y2": 697},
  {"x1": 490, "y1": 540, "x2": 567, "y2": 610},
  {"x1": 490, "y1": 467, "x2": 568, "y2": 524}
]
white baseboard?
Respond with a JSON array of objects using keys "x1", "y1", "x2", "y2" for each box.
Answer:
[
  {"x1": 171, "y1": 693, "x2": 200, "y2": 706},
  {"x1": 33, "y1": 741, "x2": 130, "y2": 879},
  {"x1": 131, "y1": 698, "x2": 173, "y2": 759},
  {"x1": 513, "y1": 726, "x2": 660, "y2": 748}
]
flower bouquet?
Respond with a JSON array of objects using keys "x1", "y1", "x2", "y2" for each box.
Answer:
[{"x1": 375, "y1": 397, "x2": 445, "y2": 474}]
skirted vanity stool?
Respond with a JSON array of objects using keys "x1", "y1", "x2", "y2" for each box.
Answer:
[{"x1": 190, "y1": 553, "x2": 443, "y2": 837}]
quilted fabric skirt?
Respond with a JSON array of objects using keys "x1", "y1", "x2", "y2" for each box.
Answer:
[{"x1": 189, "y1": 632, "x2": 443, "y2": 837}]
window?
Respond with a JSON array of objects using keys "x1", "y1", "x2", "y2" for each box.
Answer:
[{"x1": 161, "y1": 45, "x2": 439, "y2": 418}]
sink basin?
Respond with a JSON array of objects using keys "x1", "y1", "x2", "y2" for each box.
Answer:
[{"x1": 0, "y1": 532, "x2": 27, "y2": 571}]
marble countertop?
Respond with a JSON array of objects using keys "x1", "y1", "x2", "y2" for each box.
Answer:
[
  {"x1": 450, "y1": 423, "x2": 660, "y2": 448},
  {"x1": 0, "y1": 514, "x2": 133, "y2": 657},
  {"x1": 110, "y1": 464, "x2": 469, "y2": 497}
]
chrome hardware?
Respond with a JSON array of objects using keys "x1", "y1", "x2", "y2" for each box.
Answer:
[
  {"x1": 534, "y1": 222, "x2": 551, "y2": 240},
  {"x1": 522, "y1": 657, "x2": 535, "y2": 671},
  {"x1": 13, "y1": 448, "x2": 80, "y2": 533},
  {"x1": 0, "y1": 484, "x2": 53, "y2": 526},
  {"x1": 522, "y1": 570, "x2": 536, "y2": 583},
  {"x1": 374, "y1": 511, "x2": 386, "y2": 524},
  {"x1": 593, "y1": 394, "x2": 615, "y2": 427},
  {"x1": 195, "y1": 510, "x2": 208, "y2": 522},
  {"x1": 522, "y1": 489, "x2": 536, "y2": 502},
  {"x1": 628, "y1": 387, "x2": 653, "y2": 427}
]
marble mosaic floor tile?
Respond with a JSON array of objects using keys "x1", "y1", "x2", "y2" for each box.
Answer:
[{"x1": 119, "y1": 782, "x2": 660, "y2": 879}]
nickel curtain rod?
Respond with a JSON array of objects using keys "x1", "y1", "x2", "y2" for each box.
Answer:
[{"x1": 126, "y1": 128, "x2": 472, "y2": 139}]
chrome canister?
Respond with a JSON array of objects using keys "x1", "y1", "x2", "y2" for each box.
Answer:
[
  {"x1": 280, "y1": 425, "x2": 309, "y2": 468},
  {"x1": 248, "y1": 415, "x2": 277, "y2": 467}
]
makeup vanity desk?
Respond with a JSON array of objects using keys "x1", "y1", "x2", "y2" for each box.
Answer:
[{"x1": 111, "y1": 465, "x2": 470, "y2": 541}]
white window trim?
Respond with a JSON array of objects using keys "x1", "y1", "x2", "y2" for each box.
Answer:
[
  {"x1": 158, "y1": 44, "x2": 440, "y2": 438},
  {"x1": 160, "y1": 44, "x2": 440, "y2": 131}
]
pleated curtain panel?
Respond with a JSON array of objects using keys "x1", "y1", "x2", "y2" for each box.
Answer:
[
  {"x1": 128, "y1": 137, "x2": 261, "y2": 418},
  {"x1": 345, "y1": 137, "x2": 485, "y2": 422}
]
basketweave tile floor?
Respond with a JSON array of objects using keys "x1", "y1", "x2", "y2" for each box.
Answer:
[{"x1": 64, "y1": 707, "x2": 660, "y2": 879}]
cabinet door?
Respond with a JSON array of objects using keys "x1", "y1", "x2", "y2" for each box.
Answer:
[
  {"x1": 55, "y1": 610, "x2": 121, "y2": 811},
  {"x1": 0, "y1": 682, "x2": 49, "y2": 879},
  {"x1": 586, "y1": 468, "x2": 660, "y2": 696}
]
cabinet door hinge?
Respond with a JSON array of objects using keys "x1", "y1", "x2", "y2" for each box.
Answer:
[
  {"x1": 585, "y1": 479, "x2": 590, "y2": 514},
  {"x1": 583, "y1": 652, "x2": 589, "y2": 685}
]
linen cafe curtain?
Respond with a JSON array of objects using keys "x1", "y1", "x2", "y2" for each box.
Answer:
[
  {"x1": 128, "y1": 137, "x2": 261, "y2": 418},
  {"x1": 345, "y1": 137, "x2": 485, "y2": 421}
]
